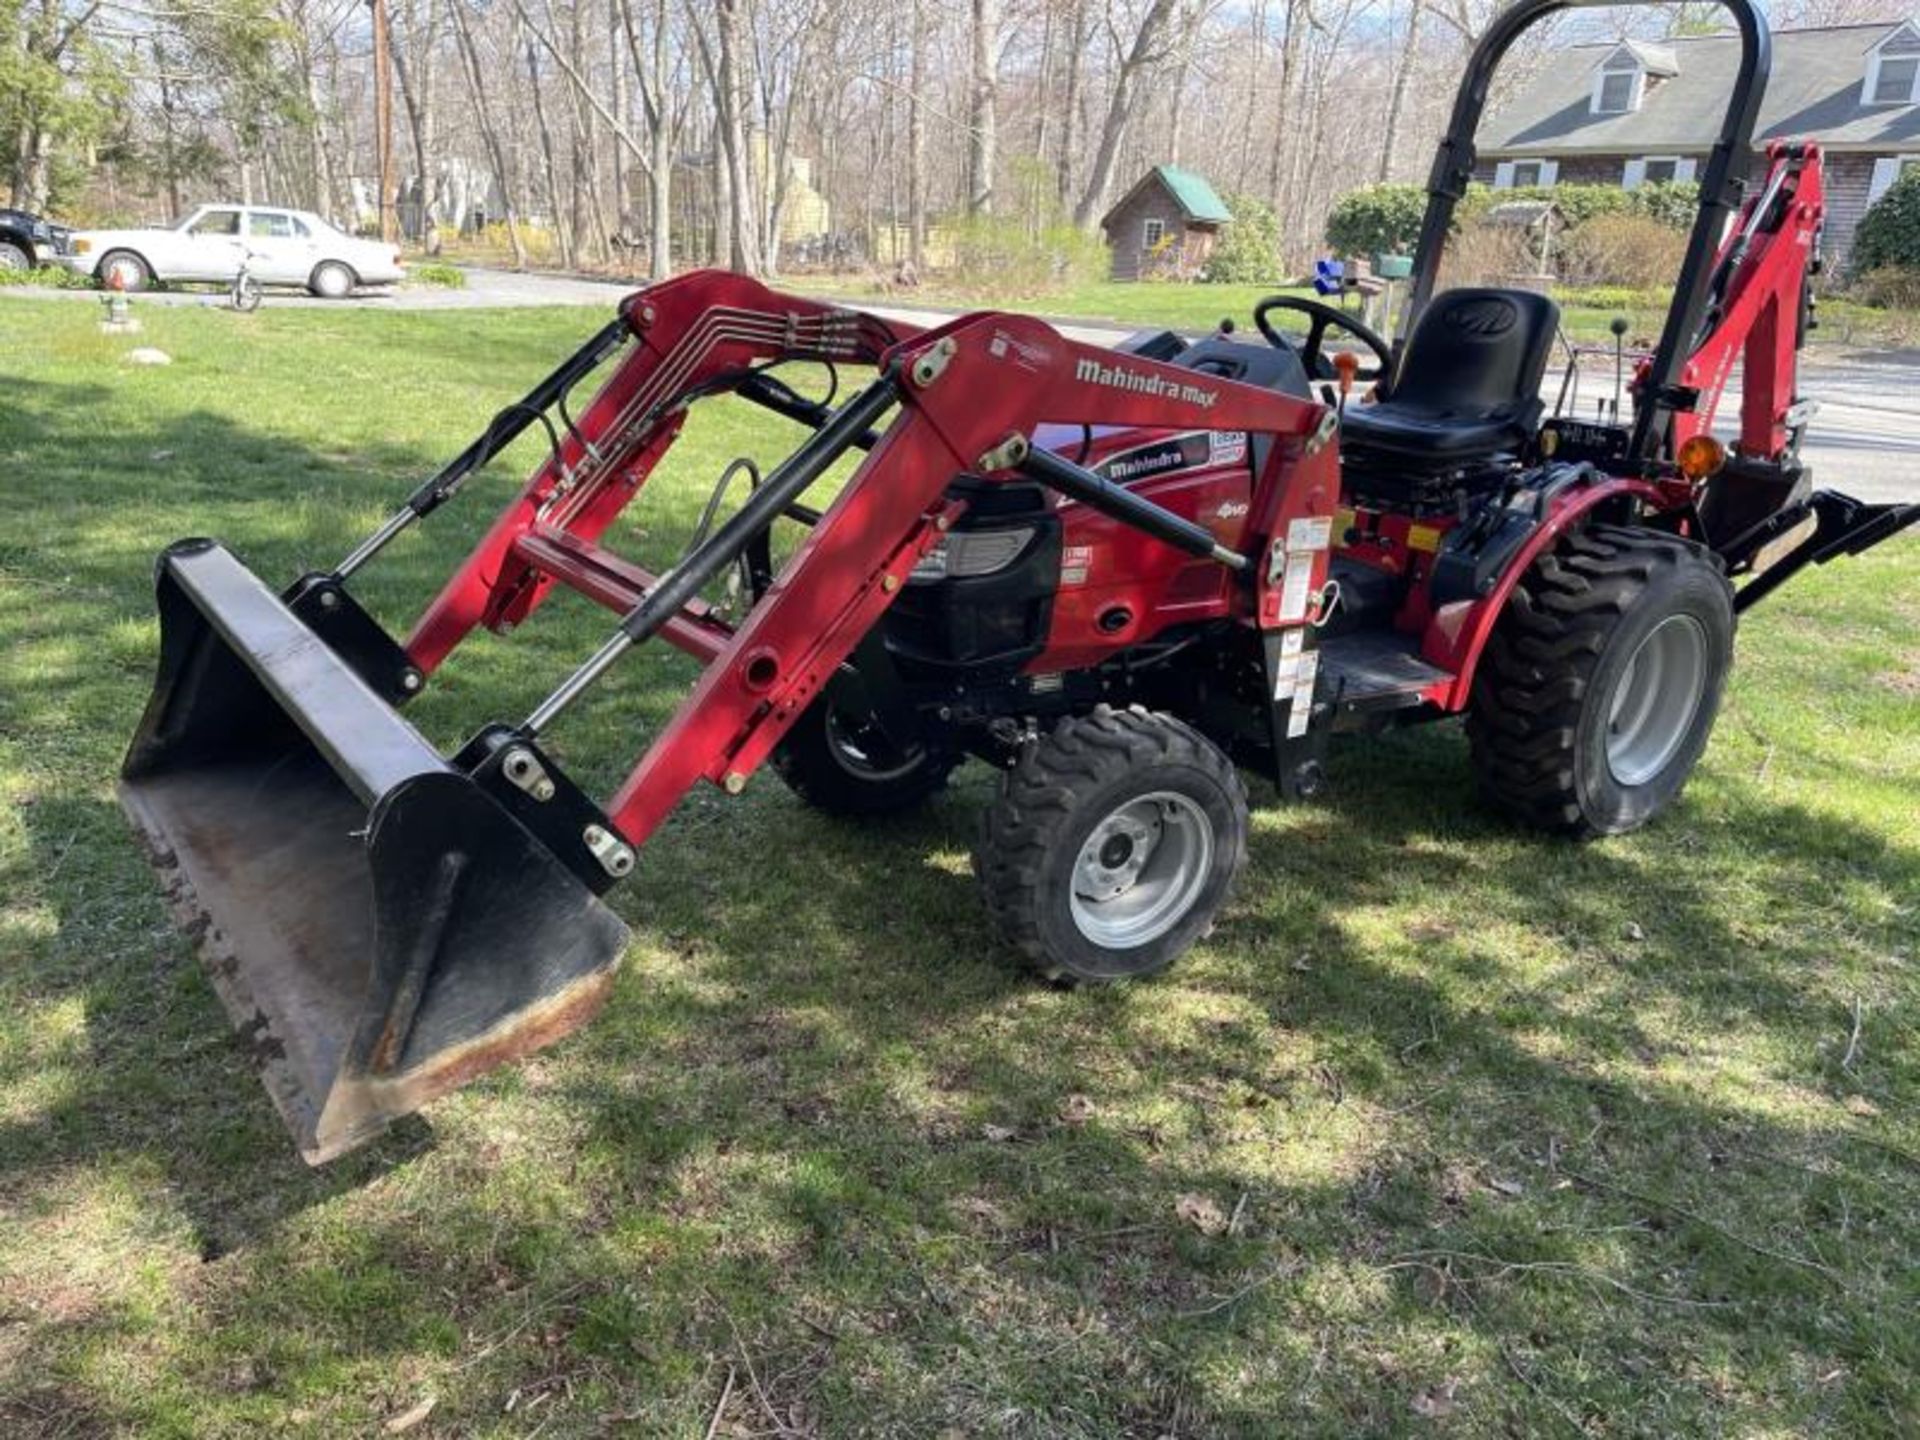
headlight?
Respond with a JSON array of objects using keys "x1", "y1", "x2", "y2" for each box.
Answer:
[{"x1": 910, "y1": 526, "x2": 1035, "y2": 583}]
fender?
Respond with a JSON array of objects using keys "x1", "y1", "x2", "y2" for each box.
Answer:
[{"x1": 1422, "y1": 476, "x2": 1669, "y2": 711}]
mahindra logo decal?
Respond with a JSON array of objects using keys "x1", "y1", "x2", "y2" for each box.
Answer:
[{"x1": 1443, "y1": 297, "x2": 1518, "y2": 337}]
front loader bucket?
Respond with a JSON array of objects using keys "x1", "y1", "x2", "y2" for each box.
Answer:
[{"x1": 120, "y1": 541, "x2": 629, "y2": 1163}]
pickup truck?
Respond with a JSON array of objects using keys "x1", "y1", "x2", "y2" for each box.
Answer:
[{"x1": 0, "y1": 207, "x2": 72, "y2": 270}]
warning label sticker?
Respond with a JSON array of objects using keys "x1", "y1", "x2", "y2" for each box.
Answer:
[
  {"x1": 1287, "y1": 515, "x2": 1334, "y2": 553},
  {"x1": 1287, "y1": 653, "x2": 1320, "y2": 737},
  {"x1": 1277, "y1": 554, "x2": 1314, "y2": 623}
]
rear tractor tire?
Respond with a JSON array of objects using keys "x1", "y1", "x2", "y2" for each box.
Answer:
[
  {"x1": 974, "y1": 705, "x2": 1248, "y2": 984},
  {"x1": 1468, "y1": 523, "x2": 1733, "y2": 837},
  {"x1": 772, "y1": 691, "x2": 960, "y2": 816}
]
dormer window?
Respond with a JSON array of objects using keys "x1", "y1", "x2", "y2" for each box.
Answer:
[
  {"x1": 1594, "y1": 55, "x2": 1642, "y2": 114},
  {"x1": 1590, "y1": 42, "x2": 1677, "y2": 116},
  {"x1": 1865, "y1": 23, "x2": 1920, "y2": 105}
]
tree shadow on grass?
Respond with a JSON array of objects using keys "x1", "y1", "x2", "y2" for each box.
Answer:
[{"x1": 3, "y1": 377, "x2": 1918, "y2": 1434}]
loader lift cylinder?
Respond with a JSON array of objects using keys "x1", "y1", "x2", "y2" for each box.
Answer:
[
  {"x1": 522, "y1": 376, "x2": 900, "y2": 736},
  {"x1": 335, "y1": 318, "x2": 631, "y2": 581}
]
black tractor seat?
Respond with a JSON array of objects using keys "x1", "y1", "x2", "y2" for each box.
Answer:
[{"x1": 1341, "y1": 288, "x2": 1561, "y2": 464}]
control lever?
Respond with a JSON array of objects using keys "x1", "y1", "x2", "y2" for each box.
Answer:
[{"x1": 1332, "y1": 349, "x2": 1360, "y2": 420}]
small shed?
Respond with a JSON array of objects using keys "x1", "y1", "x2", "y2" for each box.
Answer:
[{"x1": 1100, "y1": 165, "x2": 1233, "y2": 282}]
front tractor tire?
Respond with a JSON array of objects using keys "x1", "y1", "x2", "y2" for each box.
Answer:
[
  {"x1": 975, "y1": 706, "x2": 1248, "y2": 984},
  {"x1": 1469, "y1": 523, "x2": 1734, "y2": 837}
]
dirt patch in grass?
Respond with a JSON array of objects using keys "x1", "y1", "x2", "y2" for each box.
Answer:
[{"x1": 1875, "y1": 653, "x2": 1920, "y2": 696}]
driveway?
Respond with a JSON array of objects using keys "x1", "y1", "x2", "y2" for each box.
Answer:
[{"x1": 7, "y1": 265, "x2": 1914, "y2": 502}]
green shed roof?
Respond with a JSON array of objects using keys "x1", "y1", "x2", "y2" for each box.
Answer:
[
  {"x1": 1101, "y1": 164, "x2": 1234, "y2": 231},
  {"x1": 1153, "y1": 165, "x2": 1233, "y2": 224}
]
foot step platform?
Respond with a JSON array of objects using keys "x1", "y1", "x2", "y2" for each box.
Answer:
[{"x1": 1317, "y1": 631, "x2": 1453, "y2": 715}]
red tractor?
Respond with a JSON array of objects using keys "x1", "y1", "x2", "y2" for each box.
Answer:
[{"x1": 121, "y1": 0, "x2": 1915, "y2": 1162}]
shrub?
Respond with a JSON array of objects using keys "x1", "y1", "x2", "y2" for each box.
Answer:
[
  {"x1": 1203, "y1": 191, "x2": 1283, "y2": 283},
  {"x1": 407, "y1": 261, "x2": 466, "y2": 289},
  {"x1": 1852, "y1": 265, "x2": 1920, "y2": 311},
  {"x1": 1324, "y1": 184, "x2": 1426, "y2": 260},
  {"x1": 1853, "y1": 169, "x2": 1920, "y2": 275},
  {"x1": 1630, "y1": 180, "x2": 1701, "y2": 229},
  {"x1": 1438, "y1": 223, "x2": 1540, "y2": 287},
  {"x1": 1558, "y1": 213, "x2": 1691, "y2": 288},
  {"x1": 1328, "y1": 178, "x2": 1699, "y2": 268},
  {"x1": 0, "y1": 264, "x2": 93, "y2": 289},
  {"x1": 943, "y1": 210, "x2": 1105, "y2": 295}
]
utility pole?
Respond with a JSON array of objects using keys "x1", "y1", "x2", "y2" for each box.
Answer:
[{"x1": 371, "y1": 0, "x2": 399, "y2": 243}]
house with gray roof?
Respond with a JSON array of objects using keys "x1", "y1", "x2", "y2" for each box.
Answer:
[{"x1": 1477, "y1": 17, "x2": 1920, "y2": 268}]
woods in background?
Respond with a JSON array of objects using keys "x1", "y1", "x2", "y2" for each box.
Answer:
[{"x1": 1, "y1": 0, "x2": 1896, "y2": 278}]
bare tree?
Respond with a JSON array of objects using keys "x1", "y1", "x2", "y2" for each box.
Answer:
[
  {"x1": 1378, "y1": 0, "x2": 1424, "y2": 182},
  {"x1": 966, "y1": 0, "x2": 999, "y2": 214},
  {"x1": 1074, "y1": 0, "x2": 1179, "y2": 229}
]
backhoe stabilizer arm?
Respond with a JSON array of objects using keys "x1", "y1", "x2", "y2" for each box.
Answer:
[{"x1": 1727, "y1": 491, "x2": 1920, "y2": 612}]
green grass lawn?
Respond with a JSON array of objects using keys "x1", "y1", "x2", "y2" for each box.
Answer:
[{"x1": 1, "y1": 296, "x2": 1917, "y2": 1437}]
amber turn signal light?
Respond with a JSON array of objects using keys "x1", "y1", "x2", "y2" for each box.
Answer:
[{"x1": 1676, "y1": 434, "x2": 1727, "y2": 480}]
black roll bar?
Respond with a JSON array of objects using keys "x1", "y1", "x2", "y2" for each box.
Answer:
[{"x1": 1402, "y1": 0, "x2": 1772, "y2": 464}]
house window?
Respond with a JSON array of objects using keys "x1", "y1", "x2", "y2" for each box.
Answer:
[
  {"x1": 1869, "y1": 54, "x2": 1919, "y2": 105},
  {"x1": 1592, "y1": 51, "x2": 1643, "y2": 115},
  {"x1": 1596, "y1": 70, "x2": 1638, "y2": 113},
  {"x1": 1865, "y1": 23, "x2": 1920, "y2": 105},
  {"x1": 1495, "y1": 159, "x2": 1557, "y2": 189},
  {"x1": 1624, "y1": 155, "x2": 1695, "y2": 189},
  {"x1": 1868, "y1": 156, "x2": 1920, "y2": 205},
  {"x1": 1142, "y1": 217, "x2": 1166, "y2": 250}
]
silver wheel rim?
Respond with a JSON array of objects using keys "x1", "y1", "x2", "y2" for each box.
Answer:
[
  {"x1": 106, "y1": 257, "x2": 141, "y2": 288},
  {"x1": 0, "y1": 247, "x2": 23, "y2": 270},
  {"x1": 1605, "y1": 614, "x2": 1708, "y2": 787},
  {"x1": 318, "y1": 266, "x2": 349, "y2": 297},
  {"x1": 1069, "y1": 790, "x2": 1213, "y2": 950}
]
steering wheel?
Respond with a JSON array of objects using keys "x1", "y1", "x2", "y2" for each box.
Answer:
[{"x1": 1253, "y1": 295, "x2": 1392, "y2": 387}]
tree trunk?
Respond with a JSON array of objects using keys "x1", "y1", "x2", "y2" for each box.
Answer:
[
  {"x1": 966, "y1": 0, "x2": 999, "y2": 215},
  {"x1": 1073, "y1": 0, "x2": 1178, "y2": 230},
  {"x1": 907, "y1": 0, "x2": 927, "y2": 266},
  {"x1": 1378, "y1": 0, "x2": 1424, "y2": 183},
  {"x1": 524, "y1": 30, "x2": 576, "y2": 265},
  {"x1": 607, "y1": 0, "x2": 629, "y2": 233},
  {"x1": 1268, "y1": 0, "x2": 1300, "y2": 206},
  {"x1": 1057, "y1": 0, "x2": 1085, "y2": 206},
  {"x1": 449, "y1": 0, "x2": 528, "y2": 266},
  {"x1": 711, "y1": 0, "x2": 763, "y2": 273}
]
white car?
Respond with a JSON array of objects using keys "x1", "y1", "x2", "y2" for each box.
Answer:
[{"x1": 65, "y1": 203, "x2": 404, "y2": 298}]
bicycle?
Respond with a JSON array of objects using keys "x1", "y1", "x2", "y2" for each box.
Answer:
[{"x1": 228, "y1": 245, "x2": 263, "y2": 312}]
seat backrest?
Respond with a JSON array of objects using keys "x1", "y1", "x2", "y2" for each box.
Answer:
[{"x1": 1387, "y1": 288, "x2": 1561, "y2": 419}]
